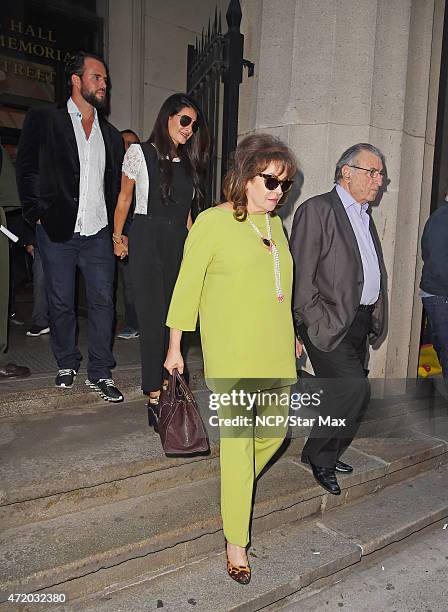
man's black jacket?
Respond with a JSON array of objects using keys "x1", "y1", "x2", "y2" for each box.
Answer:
[{"x1": 16, "y1": 104, "x2": 124, "y2": 243}]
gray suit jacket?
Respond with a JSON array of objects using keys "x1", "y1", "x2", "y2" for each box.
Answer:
[{"x1": 290, "y1": 187, "x2": 387, "y2": 352}]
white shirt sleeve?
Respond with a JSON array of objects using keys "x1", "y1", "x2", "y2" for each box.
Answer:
[{"x1": 122, "y1": 144, "x2": 143, "y2": 181}]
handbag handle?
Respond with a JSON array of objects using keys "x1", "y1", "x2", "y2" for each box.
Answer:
[{"x1": 169, "y1": 368, "x2": 193, "y2": 402}]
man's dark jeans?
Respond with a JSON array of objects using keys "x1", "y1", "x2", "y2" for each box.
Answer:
[
  {"x1": 422, "y1": 295, "x2": 448, "y2": 381},
  {"x1": 36, "y1": 225, "x2": 116, "y2": 380}
]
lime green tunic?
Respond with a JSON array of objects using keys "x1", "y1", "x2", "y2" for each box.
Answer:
[{"x1": 166, "y1": 207, "x2": 296, "y2": 386}]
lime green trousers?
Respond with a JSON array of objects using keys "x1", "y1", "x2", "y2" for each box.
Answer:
[{"x1": 218, "y1": 388, "x2": 289, "y2": 547}]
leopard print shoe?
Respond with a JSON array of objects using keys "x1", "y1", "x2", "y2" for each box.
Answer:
[{"x1": 226, "y1": 560, "x2": 251, "y2": 585}]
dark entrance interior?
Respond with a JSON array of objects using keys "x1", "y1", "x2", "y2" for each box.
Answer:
[{"x1": 417, "y1": 0, "x2": 448, "y2": 385}]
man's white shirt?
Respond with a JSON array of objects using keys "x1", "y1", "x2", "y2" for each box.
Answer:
[{"x1": 67, "y1": 97, "x2": 107, "y2": 236}]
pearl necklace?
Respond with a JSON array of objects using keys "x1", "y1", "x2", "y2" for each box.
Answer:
[{"x1": 246, "y1": 213, "x2": 284, "y2": 303}]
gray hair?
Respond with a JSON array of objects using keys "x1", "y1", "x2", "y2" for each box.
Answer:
[{"x1": 334, "y1": 143, "x2": 384, "y2": 183}]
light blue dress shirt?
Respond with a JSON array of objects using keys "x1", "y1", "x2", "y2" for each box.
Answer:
[{"x1": 336, "y1": 184, "x2": 380, "y2": 305}]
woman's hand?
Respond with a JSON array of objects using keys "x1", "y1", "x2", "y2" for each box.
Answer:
[
  {"x1": 164, "y1": 348, "x2": 184, "y2": 375},
  {"x1": 113, "y1": 173, "x2": 135, "y2": 258},
  {"x1": 295, "y1": 337, "x2": 303, "y2": 359},
  {"x1": 165, "y1": 328, "x2": 184, "y2": 374},
  {"x1": 113, "y1": 239, "x2": 128, "y2": 260}
]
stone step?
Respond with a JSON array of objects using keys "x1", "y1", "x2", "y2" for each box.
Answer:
[
  {"x1": 1, "y1": 355, "x2": 441, "y2": 426},
  {"x1": 0, "y1": 426, "x2": 446, "y2": 603},
  {"x1": 2, "y1": 390, "x2": 446, "y2": 530},
  {"x1": 293, "y1": 392, "x2": 447, "y2": 441},
  {"x1": 0, "y1": 399, "x2": 219, "y2": 529},
  {"x1": 73, "y1": 468, "x2": 448, "y2": 612},
  {"x1": 0, "y1": 368, "x2": 143, "y2": 419},
  {"x1": 0, "y1": 359, "x2": 206, "y2": 419}
]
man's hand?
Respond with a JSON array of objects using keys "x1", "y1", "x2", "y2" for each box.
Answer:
[
  {"x1": 25, "y1": 244, "x2": 35, "y2": 256},
  {"x1": 295, "y1": 337, "x2": 303, "y2": 359}
]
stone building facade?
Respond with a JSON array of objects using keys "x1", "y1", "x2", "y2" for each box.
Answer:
[{"x1": 102, "y1": 0, "x2": 446, "y2": 386}]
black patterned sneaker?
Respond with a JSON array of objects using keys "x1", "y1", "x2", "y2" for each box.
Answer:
[
  {"x1": 86, "y1": 378, "x2": 124, "y2": 402},
  {"x1": 55, "y1": 369, "x2": 77, "y2": 388}
]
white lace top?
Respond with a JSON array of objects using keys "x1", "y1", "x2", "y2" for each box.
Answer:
[{"x1": 121, "y1": 143, "x2": 181, "y2": 215}]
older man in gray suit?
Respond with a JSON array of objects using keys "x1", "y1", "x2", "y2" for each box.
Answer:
[{"x1": 290, "y1": 143, "x2": 387, "y2": 495}]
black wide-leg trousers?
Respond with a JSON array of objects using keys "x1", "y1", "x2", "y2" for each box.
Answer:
[
  {"x1": 298, "y1": 308, "x2": 372, "y2": 468},
  {"x1": 128, "y1": 215, "x2": 187, "y2": 394}
]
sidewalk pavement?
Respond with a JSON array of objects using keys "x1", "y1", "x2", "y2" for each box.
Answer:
[
  {"x1": 5, "y1": 299, "x2": 141, "y2": 377},
  {"x1": 0, "y1": 298, "x2": 205, "y2": 419}
]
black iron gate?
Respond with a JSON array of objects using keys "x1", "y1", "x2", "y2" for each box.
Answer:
[{"x1": 186, "y1": 0, "x2": 254, "y2": 208}]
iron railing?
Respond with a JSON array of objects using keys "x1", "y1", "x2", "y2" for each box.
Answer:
[{"x1": 187, "y1": 0, "x2": 254, "y2": 207}]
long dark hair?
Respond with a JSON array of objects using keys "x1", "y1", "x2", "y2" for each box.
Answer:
[{"x1": 148, "y1": 93, "x2": 210, "y2": 210}]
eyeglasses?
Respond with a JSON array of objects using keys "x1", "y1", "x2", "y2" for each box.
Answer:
[
  {"x1": 258, "y1": 173, "x2": 294, "y2": 193},
  {"x1": 348, "y1": 165, "x2": 385, "y2": 179},
  {"x1": 176, "y1": 114, "x2": 199, "y2": 133}
]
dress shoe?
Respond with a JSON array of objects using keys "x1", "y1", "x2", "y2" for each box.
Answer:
[
  {"x1": 0, "y1": 362, "x2": 31, "y2": 378},
  {"x1": 302, "y1": 456, "x2": 353, "y2": 474},
  {"x1": 335, "y1": 460, "x2": 353, "y2": 473},
  {"x1": 303, "y1": 457, "x2": 341, "y2": 495}
]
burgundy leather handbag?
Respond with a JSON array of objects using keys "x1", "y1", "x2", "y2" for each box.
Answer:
[{"x1": 157, "y1": 369, "x2": 209, "y2": 455}]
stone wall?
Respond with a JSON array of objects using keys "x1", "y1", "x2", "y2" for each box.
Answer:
[
  {"x1": 100, "y1": 0, "x2": 227, "y2": 138},
  {"x1": 239, "y1": 0, "x2": 445, "y2": 382},
  {"x1": 100, "y1": 0, "x2": 446, "y2": 384}
]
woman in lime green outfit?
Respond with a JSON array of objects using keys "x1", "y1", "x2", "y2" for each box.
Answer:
[{"x1": 164, "y1": 134, "x2": 300, "y2": 584}]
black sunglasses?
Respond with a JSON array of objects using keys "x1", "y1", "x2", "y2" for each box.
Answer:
[
  {"x1": 176, "y1": 114, "x2": 199, "y2": 133},
  {"x1": 258, "y1": 173, "x2": 293, "y2": 193}
]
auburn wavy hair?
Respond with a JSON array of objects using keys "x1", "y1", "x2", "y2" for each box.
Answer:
[{"x1": 222, "y1": 134, "x2": 298, "y2": 221}]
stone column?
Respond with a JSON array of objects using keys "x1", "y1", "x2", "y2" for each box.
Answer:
[
  {"x1": 239, "y1": 0, "x2": 444, "y2": 384},
  {"x1": 98, "y1": 0, "x2": 145, "y2": 135}
]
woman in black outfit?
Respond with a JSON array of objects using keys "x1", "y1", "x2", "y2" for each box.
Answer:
[{"x1": 113, "y1": 93, "x2": 210, "y2": 409}]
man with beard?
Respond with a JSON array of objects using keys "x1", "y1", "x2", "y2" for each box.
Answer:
[
  {"x1": 290, "y1": 143, "x2": 387, "y2": 495},
  {"x1": 16, "y1": 52, "x2": 124, "y2": 402}
]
